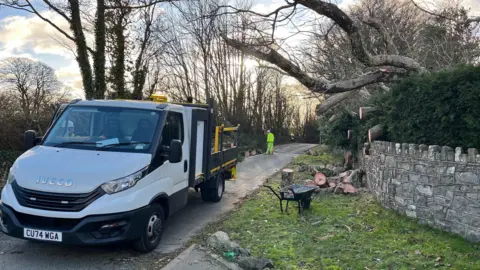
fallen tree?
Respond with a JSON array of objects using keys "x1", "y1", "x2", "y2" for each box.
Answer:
[
  {"x1": 220, "y1": 0, "x2": 426, "y2": 115},
  {"x1": 219, "y1": 0, "x2": 479, "y2": 117}
]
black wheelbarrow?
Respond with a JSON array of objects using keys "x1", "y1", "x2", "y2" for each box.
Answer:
[{"x1": 263, "y1": 184, "x2": 316, "y2": 214}]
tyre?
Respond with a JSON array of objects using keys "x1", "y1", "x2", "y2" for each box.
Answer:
[
  {"x1": 209, "y1": 175, "x2": 224, "y2": 203},
  {"x1": 201, "y1": 175, "x2": 224, "y2": 203},
  {"x1": 133, "y1": 204, "x2": 165, "y2": 253},
  {"x1": 201, "y1": 187, "x2": 211, "y2": 202}
]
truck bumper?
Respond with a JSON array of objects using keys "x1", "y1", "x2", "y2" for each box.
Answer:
[{"x1": 0, "y1": 201, "x2": 150, "y2": 245}]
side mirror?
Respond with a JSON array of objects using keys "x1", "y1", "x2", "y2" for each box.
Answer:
[
  {"x1": 168, "y1": 140, "x2": 182, "y2": 163},
  {"x1": 24, "y1": 130, "x2": 37, "y2": 151}
]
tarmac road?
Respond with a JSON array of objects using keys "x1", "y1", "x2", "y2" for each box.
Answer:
[{"x1": 0, "y1": 143, "x2": 316, "y2": 270}]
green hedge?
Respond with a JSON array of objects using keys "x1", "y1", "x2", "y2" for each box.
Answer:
[
  {"x1": 319, "y1": 65, "x2": 480, "y2": 152},
  {"x1": 1, "y1": 150, "x2": 22, "y2": 182},
  {"x1": 373, "y1": 65, "x2": 480, "y2": 149},
  {"x1": 0, "y1": 150, "x2": 22, "y2": 164}
]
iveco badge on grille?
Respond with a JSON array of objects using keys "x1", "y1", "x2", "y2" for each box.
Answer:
[{"x1": 36, "y1": 176, "x2": 73, "y2": 187}]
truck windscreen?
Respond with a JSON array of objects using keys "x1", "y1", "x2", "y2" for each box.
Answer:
[{"x1": 42, "y1": 106, "x2": 165, "y2": 153}]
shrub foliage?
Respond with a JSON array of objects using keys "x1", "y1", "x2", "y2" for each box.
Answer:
[
  {"x1": 319, "y1": 65, "x2": 480, "y2": 151},
  {"x1": 374, "y1": 65, "x2": 480, "y2": 149}
]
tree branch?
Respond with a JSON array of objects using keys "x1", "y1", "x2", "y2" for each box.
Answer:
[
  {"x1": 222, "y1": 34, "x2": 403, "y2": 95},
  {"x1": 23, "y1": 0, "x2": 77, "y2": 44},
  {"x1": 295, "y1": 0, "x2": 425, "y2": 72},
  {"x1": 258, "y1": 65, "x2": 289, "y2": 76},
  {"x1": 105, "y1": 0, "x2": 175, "y2": 10},
  {"x1": 2, "y1": 0, "x2": 95, "y2": 54},
  {"x1": 362, "y1": 17, "x2": 398, "y2": 54},
  {"x1": 466, "y1": 16, "x2": 480, "y2": 24},
  {"x1": 222, "y1": 34, "x2": 321, "y2": 89},
  {"x1": 316, "y1": 91, "x2": 357, "y2": 115},
  {"x1": 410, "y1": 0, "x2": 480, "y2": 24},
  {"x1": 215, "y1": 3, "x2": 295, "y2": 18},
  {"x1": 43, "y1": 0, "x2": 72, "y2": 23}
]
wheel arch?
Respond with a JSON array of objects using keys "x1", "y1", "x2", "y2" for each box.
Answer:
[{"x1": 149, "y1": 192, "x2": 169, "y2": 220}]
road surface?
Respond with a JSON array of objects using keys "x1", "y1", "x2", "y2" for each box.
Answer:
[{"x1": 0, "y1": 143, "x2": 315, "y2": 270}]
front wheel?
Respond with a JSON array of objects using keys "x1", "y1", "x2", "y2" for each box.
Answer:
[{"x1": 133, "y1": 205, "x2": 165, "y2": 253}]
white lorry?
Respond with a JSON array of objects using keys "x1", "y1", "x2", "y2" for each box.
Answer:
[{"x1": 0, "y1": 96, "x2": 239, "y2": 252}]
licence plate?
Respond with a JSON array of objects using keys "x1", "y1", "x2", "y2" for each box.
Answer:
[{"x1": 24, "y1": 228, "x2": 62, "y2": 242}]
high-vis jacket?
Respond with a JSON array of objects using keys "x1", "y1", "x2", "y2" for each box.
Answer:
[{"x1": 267, "y1": 132, "x2": 275, "y2": 143}]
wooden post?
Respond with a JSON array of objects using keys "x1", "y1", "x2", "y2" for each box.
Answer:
[
  {"x1": 368, "y1": 124, "x2": 384, "y2": 143},
  {"x1": 281, "y1": 169, "x2": 294, "y2": 188},
  {"x1": 359, "y1": 107, "x2": 377, "y2": 120}
]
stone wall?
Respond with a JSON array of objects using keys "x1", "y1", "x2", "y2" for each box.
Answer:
[{"x1": 363, "y1": 141, "x2": 480, "y2": 242}]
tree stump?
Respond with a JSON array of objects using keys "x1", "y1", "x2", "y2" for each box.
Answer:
[{"x1": 281, "y1": 169, "x2": 294, "y2": 188}]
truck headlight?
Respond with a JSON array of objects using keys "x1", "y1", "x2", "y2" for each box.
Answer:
[
  {"x1": 101, "y1": 167, "x2": 148, "y2": 194},
  {"x1": 6, "y1": 171, "x2": 15, "y2": 185}
]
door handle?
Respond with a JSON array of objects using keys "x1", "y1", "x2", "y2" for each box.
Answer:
[{"x1": 184, "y1": 160, "x2": 188, "y2": 172}]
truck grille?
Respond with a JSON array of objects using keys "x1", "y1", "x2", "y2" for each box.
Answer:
[
  {"x1": 12, "y1": 181, "x2": 105, "y2": 212},
  {"x1": 14, "y1": 209, "x2": 82, "y2": 230}
]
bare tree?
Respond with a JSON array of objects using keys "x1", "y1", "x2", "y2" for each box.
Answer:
[
  {"x1": 0, "y1": 58, "x2": 62, "y2": 133},
  {"x1": 0, "y1": 0, "x2": 175, "y2": 99}
]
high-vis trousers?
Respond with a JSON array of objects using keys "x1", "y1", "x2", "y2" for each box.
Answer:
[{"x1": 266, "y1": 142, "x2": 274, "y2": 154}]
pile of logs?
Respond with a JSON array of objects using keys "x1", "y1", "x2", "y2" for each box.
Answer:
[
  {"x1": 244, "y1": 150, "x2": 259, "y2": 158},
  {"x1": 305, "y1": 169, "x2": 363, "y2": 194}
]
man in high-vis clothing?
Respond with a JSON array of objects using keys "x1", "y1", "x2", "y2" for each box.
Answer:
[{"x1": 266, "y1": 130, "x2": 275, "y2": 155}]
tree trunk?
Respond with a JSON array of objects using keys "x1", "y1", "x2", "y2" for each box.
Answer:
[
  {"x1": 94, "y1": 0, "x2": 106, "y2": 99},
  {"x1": 347, "y1": 129, "x2": 353, "y2": 140},
  {"x1": 281, "y1": 169, "x2": 294, "y2": 188},
  {"x1": 69, "y1": 0, "x2": 94, "y2": 99},
  {"x1": 359, "y1": 107, "x2": 377, "y2": 120},
  {"x1": 368, "y1": 124, "x2": 384, "y2": 143},
  {"x1": 112, "y1": 21, "x2": 126, "y2": 98}
]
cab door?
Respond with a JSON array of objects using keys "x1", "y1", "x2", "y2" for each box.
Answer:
[{"x1": 158, "y1": 110, "x2": 189, "y2": 188}]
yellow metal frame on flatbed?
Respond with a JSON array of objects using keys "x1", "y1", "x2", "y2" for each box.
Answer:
[
  {"x1": 213, "y1": 124, "x2": 240, "y2": 153},
  {"x1": 211, "y1": 159, "x2": 237, "y2": 173}
]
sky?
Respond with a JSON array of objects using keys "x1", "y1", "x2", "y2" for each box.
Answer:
[{"x1": 0, "y1": 0, "x2": 479, "y2": 98}]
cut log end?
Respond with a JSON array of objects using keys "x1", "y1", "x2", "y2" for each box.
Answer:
[
  {"x1": 359, "y1": 107, "x2": 376, "y2": 120},
  {"x1": 314, "y1": 172, "x2": 327, "y2": 187},
  {"x1": 368, "y1": 124, "x2": 384, "y2": 143}
]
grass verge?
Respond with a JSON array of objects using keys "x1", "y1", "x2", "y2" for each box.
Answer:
[
  {"x1": 195, "y1": 150, "x2": 480, "y2": 270},
  {"x1": 292, "y1": 145, "x2": 344, "y2": 167}
]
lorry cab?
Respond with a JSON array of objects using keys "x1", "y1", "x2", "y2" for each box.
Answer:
[{"x1": 0, "y1": 96, "x2": 239, "y2": 252}]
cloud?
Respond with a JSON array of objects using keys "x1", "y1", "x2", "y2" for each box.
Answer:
[
  {"x1": 338, "y1": 0, "x2": 359, "y2": 10},
  {"x1": 0, "y1": 11, "x2": 85, "y2": 97},
  {"x1": 55, "y1": 62, "x2": 84, "y2": 97},
  {"x1": 0, "y1": 49, "x2": 38, "y2": 61},
  {"x1": 0, "y1": 11, "x2": 76, "y2": 59},
  {"x1": 56, "y1": 63, "x2": 81, "y2": 81}
]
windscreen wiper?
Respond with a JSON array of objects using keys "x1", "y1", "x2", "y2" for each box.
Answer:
[
  {"x1": 53, "y1": 141, "x2": 97, "y2": 147},
  {"x1": 97, "y1": 142, "x2": 151, "y2": 150}
]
